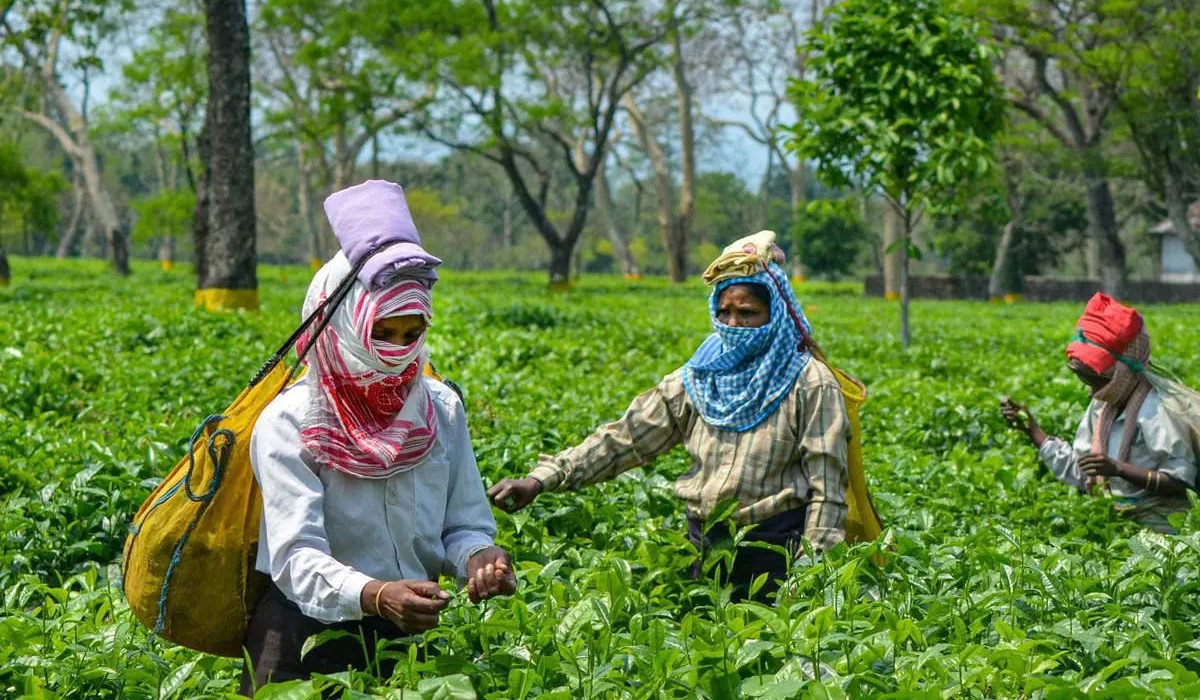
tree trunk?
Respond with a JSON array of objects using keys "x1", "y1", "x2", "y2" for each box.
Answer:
[
  {"x1": 594, "y1": 158, "x2": 639, "y2": 277},
  {"x1": 0, "y1": 242, "x2": 9, "y2": 286},
  {"x1": 988, "y1": 222, "x2": 1019, "y2": 301},
  {"x1": 82, "y1": 220, "x2": 103, "y2": 258},
  {"x1": 625, "y1": 95, "x2": 686, "y2": 282},
  {"x1": 672, "y1": 23, "x2": 696, "y2": 255},
  {"x1": 56, "y1": 178, "x2": 86, "y2": 259},
  {"x1": 198, "y1": 0, "x2": 257, "y2": 310},
  {"x1": 159, "y1": 235, "x2": 176, "y2": 271},
  {"x1": 882, "y1": 202, "x2": 902, "y2": 299},
  {"x1": 332, "y1": 125, "x2": 354, "y2": 192},
  {"x1": 1162, "y1": 166, "x2": 1200, "y2": 270},
  {"x1": 757, "y1": 147, "x2": 773, "y2": 231},
  {"x1": 899, "y1": 204, "x2": 912, "y2": 348},
  {"x1": 501, "y1": 195, "x2": 513, "y2": 249},
  {"x1": 787, "y1": 161, "x2": 806, "y2": 217},
  {"x1": 788, "y1": 159, "x2": 809, "y2": 281},
  {"x1": 899, "y1": 258, "x2": 910, "y2": 347},
  {"x1": 74, "y1": 130, "x2": 128, "y2": 274},
  {"x1": 989, "y1": 158, "x2": 1023, "y2": 300},
  {"x1": 495, "y1": 148, "x2": 587, "y2": 288},
  {"x1": 109, "y1": 222, "x2": 130, "y2": 275},
  {"x1": 548, "y1": 244, "x2": 572, "y2": 288},
  {"x1": 1082, "y1": 172, "x2": 1125, "y2": 298},
  {"x1": 193, "y1": 129, "x2": 211, "y2": 286},
  {"x1": 296, "y1": 140, "x2": 322, "y2": 269},
  {"x1": 21, "y1": 91, "x2": 128, "y2": 274}
]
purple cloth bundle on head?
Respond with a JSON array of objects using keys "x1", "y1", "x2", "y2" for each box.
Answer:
[{"x1": 323, "y1": 180, "x2": 442, "y2": 288}]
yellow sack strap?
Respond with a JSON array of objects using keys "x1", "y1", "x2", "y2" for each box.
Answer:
[
  {"x1": 122, "y1": 364, "x2": 287, "y2": 656},
  {"x1": 830, "y1": 366, "x2": 885, "y2": 546}
]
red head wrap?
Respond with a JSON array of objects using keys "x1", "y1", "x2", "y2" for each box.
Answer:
[{"x1": 1066, "y1": 293, "x2": 1144, "y2": 374}]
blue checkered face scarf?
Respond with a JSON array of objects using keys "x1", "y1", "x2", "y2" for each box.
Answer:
[{"x1": 682, "y1": 262, "x2": 812, "y2": 432}]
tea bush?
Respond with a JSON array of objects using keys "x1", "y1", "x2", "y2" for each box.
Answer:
[{"x1": 4, "y1": 258, "x2": 1200, "y2": 698}]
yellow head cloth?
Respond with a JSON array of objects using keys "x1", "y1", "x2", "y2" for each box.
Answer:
[{"x1": 701, "y1": 230, "x2": 787, "y2": 285}]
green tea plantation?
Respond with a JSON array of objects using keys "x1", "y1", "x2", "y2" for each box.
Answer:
[{"x1": 4, "y1": 258, "x2": 1200, "y2": 699}]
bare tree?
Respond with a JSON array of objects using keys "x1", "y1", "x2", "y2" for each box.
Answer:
[
  {"x1": 988, "y1": 154, "x2": 1023, "y2": 300},
  {"x1": 980, "y1": 1, "x2": 1128, "y2": 296},
  {"x1": 592, "y1": 150, "x2": 640, "y2": 277},
  {"x1": 710, "y1": 0, "x2": 831, "y2": 278},
  {"x1": 620, "y1": 0, "x2": 749, "y2": 282},
  {"x1": 409, "y1": 0, "x2": 664, "y2": 285},
  {"x1": 55, "y1": 170, "x2": 85, "y2": 258},
  {"x1": 256, "y1": 0, "x2": 431, "y2": 262},
  {"x1": 2, "y1": 3, "x2": 130, "y2": 275}
]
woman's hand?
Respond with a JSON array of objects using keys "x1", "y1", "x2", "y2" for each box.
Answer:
[
  {"x1": 1079, "y1": 453, "x2": 1121, "y2": 494},
  {"x1": 487, "y1": 477, "x2": 543, "y2": 513},
  {"x1": 361, "y1": 579, "x2": 449, "y2": 632},
  {"x1": 465, "y1": 546, "x2": 518, "y2": 603},
  {"x1": 1000, "y1": 397, "x2": 1032, "y2": 432}
]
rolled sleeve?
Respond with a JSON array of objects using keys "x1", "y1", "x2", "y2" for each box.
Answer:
[{"x1": 1038, "y1": 436, "x2": 1085, "y2": 490}]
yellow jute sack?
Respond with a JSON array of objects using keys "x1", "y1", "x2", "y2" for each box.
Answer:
[
  {"x1": 122, "y1": 355, "x2": 452, "y2": 657},
  {"x1": 121, "y1": 362, "x2": 286, "y2": 657}
]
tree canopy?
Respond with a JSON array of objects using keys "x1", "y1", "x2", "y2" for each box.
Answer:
[{"x1": 790, "y1": 0, "x2": 1003, "y2": 344}]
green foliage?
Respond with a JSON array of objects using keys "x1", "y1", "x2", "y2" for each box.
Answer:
[
  {"x1": 789, "y1": 0, "x2": 1003, "y2": 216},
  {"x1": 368, "y1": 0, "x2": 670, "y2": 281},
  {"x1": 790, "y1": 0, "x2": 1005, "y2": 344},
  {"x1": 7, "y1": 259, "x2": 1200, "y2": 696},
  {"x1": 1108, "y1": 2, "x2": 1200, "y2": 221},
  {"x1": 129, "y1": 189, "x2": 196, "y2": 246},
  {"x1": 255, "y1": 0, "x2": 421, "y2": 152},
  {"x1": 0, "y1": 144, "x2": 66, "y2": 245},
  {"x1": 693, "y1": 172, "x2": 763, "y2": 247},
  {"x1": 102, "y1": 4, "x2": 206, "y2": 156},
  {"x1": 793, "y1": 199, "x2": 868, "y2": 279},
  {"x1": 928, "y1": 165, "x2": 1087, "y2": 278}
]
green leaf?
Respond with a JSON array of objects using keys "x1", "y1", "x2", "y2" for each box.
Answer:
[{"x1": 417, "y1": 674, "x2": 478, "y2": 700}]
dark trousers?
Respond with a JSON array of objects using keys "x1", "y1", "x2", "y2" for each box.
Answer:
[
  {"x1": 687, "y1": 507, "x2": 807, "y2": 602},
  {"x1": 239, "y1": 583, "x2": 409, "y2": 696}
]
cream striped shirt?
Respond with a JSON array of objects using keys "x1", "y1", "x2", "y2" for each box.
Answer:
[{"x1": 529, "y1": 360, "x2": 849, "y2": 551}]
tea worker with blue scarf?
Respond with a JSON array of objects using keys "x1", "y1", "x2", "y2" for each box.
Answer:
[{"x1": 489, "y1": 231, "x2": 849, "y2": 600}]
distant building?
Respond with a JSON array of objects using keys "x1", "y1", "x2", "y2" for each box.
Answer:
[{"x1": 1149, "y1": 203, "x2": 1200, "y2": 283}]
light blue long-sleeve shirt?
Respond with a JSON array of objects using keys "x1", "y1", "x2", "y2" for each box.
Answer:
[
  {"x1": 250, "y1": 375, "x2": 496, "y2": 623},
  {"x1": 1038, "y1": 390, "x2": 1196, "y2": 497}
]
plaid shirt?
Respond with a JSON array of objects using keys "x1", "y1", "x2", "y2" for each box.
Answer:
[{"x1": 529, "y1": 360, "x2": 849, "y2": 551}]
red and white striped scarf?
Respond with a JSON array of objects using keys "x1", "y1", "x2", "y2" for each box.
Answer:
[{"x1": 298, "y1": 254, "x2": 438, "y2": 478}]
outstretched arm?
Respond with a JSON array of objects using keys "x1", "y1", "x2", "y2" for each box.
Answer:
[
  {"x1": 489, "y1": 371, "x2": 692, "y2": 512},
  {"x1": 1001, "y1": 397, "x2": 1048, "y2": 447}
]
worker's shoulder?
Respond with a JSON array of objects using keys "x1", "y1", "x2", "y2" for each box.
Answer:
[{"x1": 798, "y1": 358, "x2": 841, "y2": 390}]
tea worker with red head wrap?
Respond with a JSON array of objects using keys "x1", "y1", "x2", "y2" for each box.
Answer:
[
  {"x1": 241, "y1": 181, "x2": 516, "y2": 693},
  {"x1": 488, "y1": 231, "x2": 850, "y2": 601},
  {"x1": 1002, "y1": 293, "x2": 1199, "y2": 532}
]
